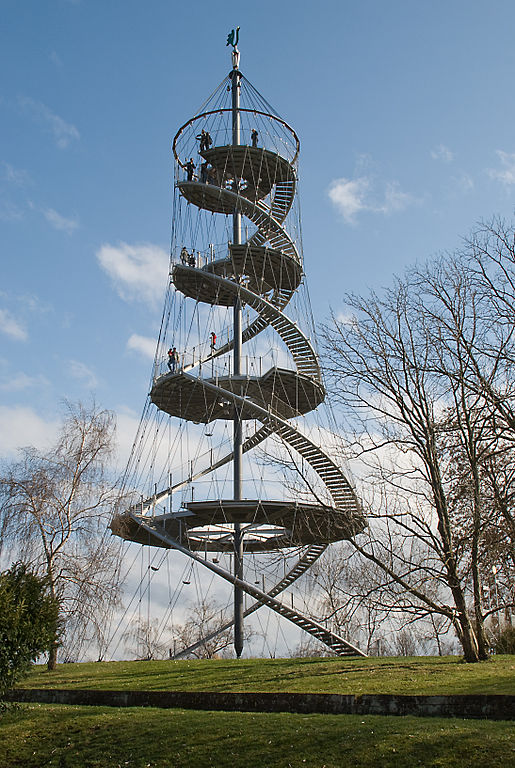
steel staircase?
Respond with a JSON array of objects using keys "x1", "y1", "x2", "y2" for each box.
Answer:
[
  {"x1": 171, "y1": 544, "x2": 327, "y2": 659},
  {"x1": 113, "y1": 112, "x2": 367, "y2": 657},
  {"x1": 129, "y1": 514, "x2": 365, "y2": 657}
]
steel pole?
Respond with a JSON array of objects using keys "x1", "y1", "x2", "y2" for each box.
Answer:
[{"x1": 231, "y1": 49, "x2": 244, "y2": 659}]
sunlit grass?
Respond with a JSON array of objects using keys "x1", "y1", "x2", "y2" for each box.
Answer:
[{"x1": 21, "y1": 654, "x2": 515, "y2": 695}]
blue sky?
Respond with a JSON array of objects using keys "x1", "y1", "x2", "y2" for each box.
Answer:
[{"x1": 2, "y1": 0, "x2": 515, "y2": 458}]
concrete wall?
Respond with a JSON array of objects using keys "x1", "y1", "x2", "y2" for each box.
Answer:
[{"x1": 7, "y1": 688, "x2": 515, "y2": 720}]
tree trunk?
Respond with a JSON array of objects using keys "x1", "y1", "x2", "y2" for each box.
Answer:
[
  {"x1": 46, "y1": 569, "x2": 59, "y2": 670},
  {"x1": 446, "y1": 558, "x2": 480, "y2": 662},
  {"x1": 454, "y1": 613, "x2": 480, "y2": 662},
  {"x1": 47, "y1": 638, "x2": 58, "y2": 670},
  {"x1": 431, "y1": 474, "x2": 481, "y2": 663}
]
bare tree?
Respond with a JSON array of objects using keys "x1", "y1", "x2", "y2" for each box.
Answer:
[
  {"x1": 306, "y1": 544, "x2": 394, "y2": 655},
  {"x1": 320, "y1": 230, "x2": 514, "y2": 662},
  {"x1": 463, "y1": 218, "x2": 515, "y2": 437},
  {"x1": 291, "y1": 637, "x2": 332, "y2": 657},
  {"x1": 0, "y1": 401, "x2": 121, "y2": 668},
  {"x1": 392, "y1": 628, "x2": 419, "y2": 657},
  {"x1": 123, "y1": 618, "x2": 169, "y2": 660},
  {"x1": 170, "y1": 599, "x2": 250, "y2": 659},
  {"x1": 416, "y1": 242, "x2": 515, "y2": 646},
  {"x1": 421, "y1": 613, "x2": 457, "y2": 656}
]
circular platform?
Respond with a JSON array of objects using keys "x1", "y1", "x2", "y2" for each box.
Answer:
[
  {"x1": 150, "y1": 367, "x2": 325, "y2": 423},
  {"x1": 172, "y1": 109, "x2": 300, "y2": 168},
  {"x1": 200, "y1": 145, "x2": 295, "y2": 202},
  {"x1": 110, "y1": 497, "x2": 365, "y2": 553},
  {"x1": 172, "y1": 246, "x2": 303, "y2": 305}
]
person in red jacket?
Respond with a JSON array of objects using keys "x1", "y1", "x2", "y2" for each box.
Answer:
[{"x1": 167, "y1": 347, "x2": 179, "y2": 373}]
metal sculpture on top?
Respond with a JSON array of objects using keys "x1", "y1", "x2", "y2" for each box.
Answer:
[{"x1": 111, "y1": 31, "x2": 367, "y2": 658}]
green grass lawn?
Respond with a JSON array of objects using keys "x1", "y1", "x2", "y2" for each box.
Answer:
[
  {"x1": 0, "y1": 703, "x2": 513, "y2": 768},
  {"x1": 20, "y1": 654, "x2": 515, "y2": 696}
]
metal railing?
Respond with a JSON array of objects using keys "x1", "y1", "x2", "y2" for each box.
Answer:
[{"x1": 153, "y1": 348, "x2": 291, "y2": 383}]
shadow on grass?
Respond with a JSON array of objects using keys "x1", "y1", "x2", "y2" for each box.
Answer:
[{"x1": 0, "y1": 704, "x2": 513, "y2": 768}]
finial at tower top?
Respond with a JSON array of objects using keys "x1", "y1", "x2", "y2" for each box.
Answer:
[{"x1": 226, "y1": 26, "x2": 240, "y2": 69}]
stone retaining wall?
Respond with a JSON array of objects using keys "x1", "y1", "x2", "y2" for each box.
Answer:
[{"x1": 7, "y1": 689, "x2": 515, "y2": 720}]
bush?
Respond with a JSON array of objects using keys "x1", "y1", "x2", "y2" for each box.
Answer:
[
  {"x1": 492, "y1": 624, "x2": 515, "y2": 654},
  {"x1": 0, "y1": 563, "x2": 59, "y2": 694}
]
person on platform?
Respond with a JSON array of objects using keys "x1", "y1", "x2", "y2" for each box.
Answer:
[
  {"x1": 180, "y1": 246, "x2": 188, "y2": 264},
  {"x1": 196, "y1": 129, "x2": 206, "y2": 150},
  {"x1": 167, "y1": 346, "x2": 179, "y2": 373},
  {"x1": 196, "y1": 129, "x2": 213, "y2": 152},
  {"x1": 188, "y1": 252, "x2": 196, "y2": 267},
  {"x1": 200, "y1": 161, "x2": 209, "y2": 183},
  {"x1": 203, "y1": 130, "x2": 213, "y2": 151},
  {"x1": 210, "y1": 331, "x2": 217, "y2": 352},
  {"x1": 185, "y1": 158, "x2": 195, "y2": 181},
  {"x1": 251, "y1": 128, "x2": 258, "y2": 147}
]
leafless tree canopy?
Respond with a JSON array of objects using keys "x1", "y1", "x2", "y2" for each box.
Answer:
[
  {"x1": 0, "y1": 401, "x2": 122, "y2": 666},
  {"x1": 123, "y1": 618, "x2": 170, "y2": 661},
  {"x1": 171, "y1": 599, "x2": 255, "y2": 660},
  {"x1": 319, "y1": 218, "x2": 515, "y2": 662}
]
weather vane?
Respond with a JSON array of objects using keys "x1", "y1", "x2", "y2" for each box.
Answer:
[
  {"x1": 226, "y1": 27, "x2": 240, "y2": 50},
  {"x1": 227, "y1": 27, "x2": 240, "y2": 70}
]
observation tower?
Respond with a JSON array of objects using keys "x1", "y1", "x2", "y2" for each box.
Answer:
[{"x1": 111, "y1": 32, "x2": 367, "y2": 658}]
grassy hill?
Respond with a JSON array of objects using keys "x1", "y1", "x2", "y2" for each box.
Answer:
[
  {"x1": 2, "y1": 656, "x2": 513, "y2": 768},
  {"x1": 1, "y1": 704, "x2": 513, "y2": 768},
  {"x1": 21, "y1": 654, "x2": 515, "y2": 696}
]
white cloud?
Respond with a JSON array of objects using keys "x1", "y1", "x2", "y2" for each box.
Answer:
[
  {"x1": 0, "y1": 199, "x2": 23, "y2": 221},
  {"x1": 328, "y1": 177, "x2": 370, "y2": 223},
  {"x1": 328, "y1": 176, "x2": 413, "y2": 224},
  {"x1": 68, "y1": 360, "x2": 98, "y2": 389},
  {"x1": 334, "y1": 311, "x2": 358, "y2": 328},
  {"x1": 0, "y1": 308, "x2": 27, "y2": 341},
  {"x1": 114, "y1": 409, "x2": 144, "y2": 470},
  {"x1": 379, "y1": 182, "x2": 413, "y2": 214},
  {"x1": 49, "y1": 50, "x2": 63, "y2": 67},
  {"x1": 0, "y1": 291, "x2": 50, "y2": 316},
  {"x1": 0, "y1": 405, "x2": 58, "y2": 455},
  {"x1": 43, "y1": 207, "x2": 79, "y2": 234},
  {"x1": 0, "y1": 371, "x2": 49, "y2": 392},
  {"x1": 489, "y1": 150, "x2": 515, "y2": 186},
  {"x1": 127, "y1": 334, "x2": 157, "y2": 359},
  {"x1": 3, "y1": 162, "x2": 31, "y2": 186},
  {"x1": 430, "y1": 144, "x2": 453, "y2": 163},
  {"x1": 96, "y1": 242, "x2": 169, "y2": 307},
  {"x1": 450, "y1": 172, "x2": 474, "y2": 194},
  {"x1": 19, "y1": 96, "x2": 80, "y2": 149},
  {"x1": 0, "y1": 402, "x2": 140, "y2": 472}
]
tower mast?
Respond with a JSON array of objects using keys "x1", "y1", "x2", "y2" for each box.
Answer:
[
  {"x1": 230, "y1": 38, "x2": 244, "y2": 658},
  {"x1": 111, "y1": 35, "x2": 368, "y2": 662}
]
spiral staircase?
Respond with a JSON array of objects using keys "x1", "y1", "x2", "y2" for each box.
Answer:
[{"x1": 111, "y1": 45, "x2": 367, "y2": 658}]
